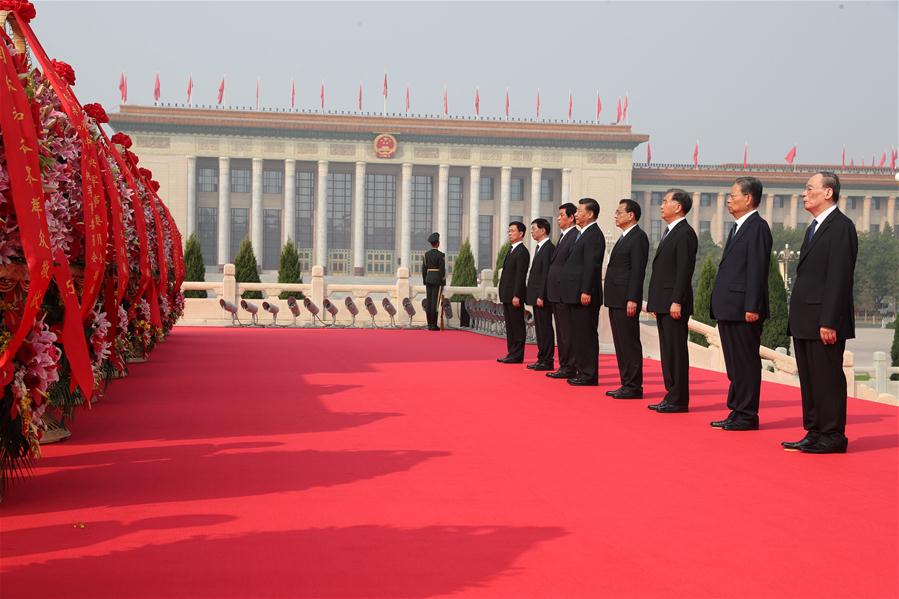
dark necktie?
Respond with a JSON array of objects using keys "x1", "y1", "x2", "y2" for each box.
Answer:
[
  {"x1": 803, "y1": 219, "x2": 818, "y2": 248},
  {"x1": 576, "y1": 229, "x2": 582, "y2": 242},
  {"x1": 659, "y1": 226, "x2": 670, "y2": 243},
  {"x1": 725, "y1": 223, "x2": 737, "y2": 249}
]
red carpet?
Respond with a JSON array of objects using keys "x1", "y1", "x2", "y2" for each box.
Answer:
[{"x1": 1, "y1": 328, "x2": 897, "y2": 598}]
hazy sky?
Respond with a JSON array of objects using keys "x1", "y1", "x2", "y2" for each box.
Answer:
[{"x1": 30, "y1": 1, "x2": 898, "y2": 165}]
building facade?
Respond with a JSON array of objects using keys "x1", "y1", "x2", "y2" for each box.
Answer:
[{"x1": 109, "y1": 105, "x2": 896, "y2": 274}]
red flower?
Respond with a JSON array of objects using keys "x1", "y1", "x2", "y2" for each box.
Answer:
[
  {"x1": 111, "y1": 132, "x2": 132, "y2": 148},
  {"x1": 50, "y1": 59, "x2": 76, "y2": 86},
  {"x1": 139, "y1": 167, "x2": 153, "y2": 181},
  {"x1": 149, "y1": 180, "x2": 160, "y2": 192},
  {"x1": 126, "y1": 151, "x2": 139, "y2": 166},
  {"x1": 82, "y1": 103, "x2": 109, "y2": 124},
  {"x1": 0, "y1": 1, "x2": 36, "y2": 23}
]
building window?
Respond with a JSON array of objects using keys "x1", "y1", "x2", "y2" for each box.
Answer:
[
  {"x1": 198, "y1": 167, "x2": 217, "y2": 193},
  {"x1": 447, "y1": 176, "x2": 463, "y2": 252},
  {"x1": 650, "y1": 219, "x2": 662, "y2": 242},
  {"x1": 327, "y1": 173, "x2": 352, "y2": 250},
  {"x1": 478, "y1": 215, "x2": 493, "y2": 270},
  {"x1": 263, "y1": 209, "x2": 281, "y2": 269},
  {"x1": 699, "y1": 221, "x2": 711, "y2": 236},
  {"x1": 651, "y1": 191, "x2": 665, "y2": 206},
  {"x1": 848, "y1": 197, "x2": 858, "y2": 210},
  {"x1": 870, "y1": 223, "x2": 880, "y2": 234},
  {"x1": 540, "y1": 178, "x2": 553, "y2": 202},
  {"x1": 230, "y1": 207, "x2": 248, "y2": 262},
  {"x1": 366, "y1": 173, "x2": 396, "y2": 250},
  {"x1": 480, "y1": 177, "x2": 494, "y2": 201},
  {"x1": 774, "y1": 195, "x2": 788, "y2": 209},
  {"x1": 873, "y1": 197, "x2": 884, "y2": 211},
  {"x1": 510, "y1": 177, "x2": 524, "y2": 201},
  {"x1": 231, "y1": 168, "x2": 251, "y2": 193},
  {"x1": 294, "y1": 171, "x2": 314, "y2": 249},
  {"x1": 631, "y1": 191, "x2": 645, "y2": 209},
  {"x1": 700, "y1": 193, "x2": 714, "y2": 207},
  {"x1": 198, "y1": 207, "x2": 217, "y2": 265},
  {"x1": 263, "y1": 170, "x2": 283, "y2": 195},
  {"x1": 411, "y1": 175, "x2": 434, "y2": 249}
]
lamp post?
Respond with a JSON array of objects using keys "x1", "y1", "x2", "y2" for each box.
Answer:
[{"x1": 778, "y1": 243, "x2": 799, "y2": 291}]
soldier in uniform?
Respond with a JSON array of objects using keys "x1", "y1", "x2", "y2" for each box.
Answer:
[{"x1": 422, "y1": 232, "x2": 446, "y2": 331}]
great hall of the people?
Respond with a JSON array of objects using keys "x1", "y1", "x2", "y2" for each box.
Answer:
[{"x1": 109, "y1": 105, "x2": 898, "y2": 276}]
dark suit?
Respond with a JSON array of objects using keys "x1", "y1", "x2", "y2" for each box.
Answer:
[
  {"x1": 546, "y1": 228, "x2": 577, "y2": 372},
  {"x1": 710, "y1": 212, "x2": 772, "y2": 425},
  {"x1": 526, "y1": 239, "x2": 555, "y2": 366},
  {"x1": 498, "y1": 243, "x2": 530, "y2": 361},
  {"x1": 560, "y1": 222, "x2": 606, "y2": 381},
  {"x1": 422, "y1": 248, "x2": 446, "y2": 329},
  {"x1": 603, "y1": 225, "x2": 649, "y2": 393},
  {"x1": 787, "y1": 208, "x2": 857, "y2": 443},
  {"x1": 647, "y1": 220, "x2": 698, "y2": 407}
]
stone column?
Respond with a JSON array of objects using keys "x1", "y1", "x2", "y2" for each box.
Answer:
[
  {"x1": 469, "y1": 165, "x2": 481, "y2": 267},
  {"x1": 315, "y1": 160, "x2": 329, "y2": 270},
  {"x1": 217, "y1": 157, "x2": 230, "y2": 264},
  {"x1": 186, "y1": 156, "x2": 197, "y2": 236},
  {"x1": 251, "y1": 158, "x2": 264, "y2": 257},
  {"x1": 283, "y1": 159, "x2": 296, "y2": 244},
  {"x1": 499, "y1": 166, "x2": 512, "y2": 244},
  {"x1": 690, "y1": 191, "x2": 701, "y2": 232},
  {"x1": 788, "y1": 194, "x2": 799, "y2": 229},
  {"x1": 764, "y1": 193, "x2": 774, "y2": 224},
  {"x1": 861, "y1": 195, "x2": 872, "y2": 231},
  {"x1": 437, "y1": 164, "x2": 449, "y2": 252},
  {"x1": 561, "y1": 168, "x2": 572, "y2": 204},
  {"x1": 712, "y1": 192, "x2": 725, "y2": 243},
  {"x1": 530, "y1": 167, "x2": 542, "y2": 247},
  {"x1": 886, "y1": 196, "x2": 896, "y2": 229},
  {"x1": 353, "y1": 161, "x2": 366, "y2": 275},
  {"x1": 400, "y1": 163, "x2": 413, "y2": 269},
  {"x1": 838, "y1": 196, "x2": 847, "y2": 213}
]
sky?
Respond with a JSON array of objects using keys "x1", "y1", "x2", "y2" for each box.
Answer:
[{"x1": 28, "y1": 1, "x2": 899, "y2": 166}]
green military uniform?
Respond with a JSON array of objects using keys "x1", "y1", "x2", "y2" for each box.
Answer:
[{"x1": 422, "y1": 233, "x2": 446, "y2": 330}]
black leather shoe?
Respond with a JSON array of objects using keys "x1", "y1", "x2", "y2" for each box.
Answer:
[
  {"x1": 781, "y1": 434, "x2": 819, "y2": 451},
  {"x1": 496, "y1": 357, "x2": 523, "y2": 364},
  {"x1": 526, "y1": 362, "x2": 540, "y2": 370},
  {"x1": 654, "y1": 403, "x2": 688, "y2": 413},
  {"x1": 533, "y1": 363, "x2": 555, "y2": 371},
  {"x1": 605, "y1": 387, "x2": 623, "y2": 397},
  {"x1": 800, "y1": 438, "x2": 848, "y2": 454},
  {"x1": 546, "y1": 369, "x2": 576, "y2": 379},
  {"x1": 710, "y1": 418, "x2": 733, "y2": 428},
  {"x1": 722, "y1": 421, "x2": 759, "y2": 431},
  {"x1": 611, "y1": 390, "x2": 643, "y2": 399},
  {"x1": 567, "y1": 377, "x2": 598, "y2": 387}
]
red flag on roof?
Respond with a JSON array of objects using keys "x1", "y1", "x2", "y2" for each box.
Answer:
[
  {"x1": 623, "y1": 93, "x2": 629, "y2": 123},
  {"x1": 505, "y1": 88, "x2": 510, "y2": 118},
  {"x1": 693, "y1": 141, "x2": 699, "y2": 167},
  {"x1": 153, "y1": 73, "x2": 160, "y2": 102},
  {"x1": 405, "y1": 86, "x2": 410, "y2": 113},
  {"x1": 841, "y1": 145, "x2": 845, "y2": 168},
  {"x1": 119, "y1": 72, "x2": 127, "y2": 103},
  {"x1": 474, "y1": 87, "x2": 480, "y2": 116},
  {"x1": 743, "y1": 142, "x2": 748, "y2": 168},
  {"x1": 879, "y1": 152, "x2": 887, "y2": 167},
  {"x1": 290, "y1": 79, "x2": 295, "y2": 109},
  {"x1": 217, "y1": 77, "x2": 225, "y2": 105},
  {"x1": 320, "y1": 80, "x2": 325, "y2": 110},
  {"x1": 255, "y1": 78, "x2": 260, "y2": 110},
  {"x1": 647, "y1": 142, "x2": 652, "y2": 165},
  {"x1": 358, "y1": 82, "x2": 363, "y2": 111},
  {"x1": 443, "y1": 87, "x2": 448, "y2": 116},
  {"x1": 536, "y1": 89, "x2": 541, "y2": 118},
  {"x1": 595, "y1": 92, "x2": 602, "y2": 123},
  {"x1": 187, "y1": 75, "x2": 193, "y2": 105},
  {"x1": 567, "y1": 90, "x2": 572, "y2": 122},
  {"x1": 616, "y1": 98, "x2": 622, "y2": 124},
  {"x1": 785, "y1": 145, "x2": 797, "y2": 165}
]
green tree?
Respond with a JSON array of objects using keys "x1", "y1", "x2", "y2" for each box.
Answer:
[
  {"x1": 234, "y1": 238, "x2": 263, "y2": 300},
  {"x1": 762, "y1": 253, "x2": 791, "y2": 352},
  {"x1": 689, "y1": 256, "x2": 716, "y2": 347},
  {"x1": 693, "y1": 231, "x2": 722, "y2": 288},
  {"x1": 855, "y1": 226, "x2": 899, "y2": 314},
  {"x1": 492, "y1": 241, "x2": 511, "y2": 286},
  {"x1": 182, "y1": 233, "x2": 206, "y2": 299},
  {"x1": 450, "y1": 239, "x2": 477, "y2": 302},
  {"x1": 277, "y1": 240, "x2": 304, "y2": 300}
]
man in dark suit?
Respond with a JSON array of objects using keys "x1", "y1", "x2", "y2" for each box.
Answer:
[
  {"x1": 647, "y1": 188, "x2": 698, "y2": 413},
  {"x1": 422, "y1": 232, "x2": 446, "y2": 331},
  {"x1": 710, "y1": 177, "x2": 773, "y2": 430},
  {"x1": 526, "y1": 218, "x2": 555, "y2": 370},
  {"x1": 497, "y1": 221, "x2": 530, "y2": 364},
  {"x1": 784, "y1": 172, "x2": 857, "y2": 454},
  {"x1": 561, "y1": 198, "x2": 606, "y2": 386},
  {"x1": 545, "y1": 203, "x2": 579, "y2": 379},
  {"x1": 603, "y1": 199, "x2": 649, "y2": 399}
]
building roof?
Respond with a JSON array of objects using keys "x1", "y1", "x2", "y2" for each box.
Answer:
[
  {"x1": 109, "y1": 105, "x2": 650, "y2": 151},
  {"x1": 633, "y1": 163, "x2": 897, "y2": 191}
]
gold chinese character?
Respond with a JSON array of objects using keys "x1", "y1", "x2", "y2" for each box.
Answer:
[
  {"x1": 38, "y1": 231, "x2": 49, "y2": 249},
  {"x1": 5, "y1": 76, "x2": 15, "y2": 92},
  {"x1": 19, "y1": 139, "x2": 32, "y2": 155},
  {"x1": 12, "y1": 109, "x2": 23, "y2": 121},
  {"x1": 24, "y1": 166, "x2": 38, "y2": 184},
  {"x1": 91, "y1": 253, "x2": 99, "y2": 263},
  {"x1": 41, "y1": 261, "x2": 50, "y2": 279},
  {"x1": 31, "y1": 197, "x2": 43, "y2": 214},
  {"x1": 66, "y1": 280, "x2": 75, "y2": 295}
]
